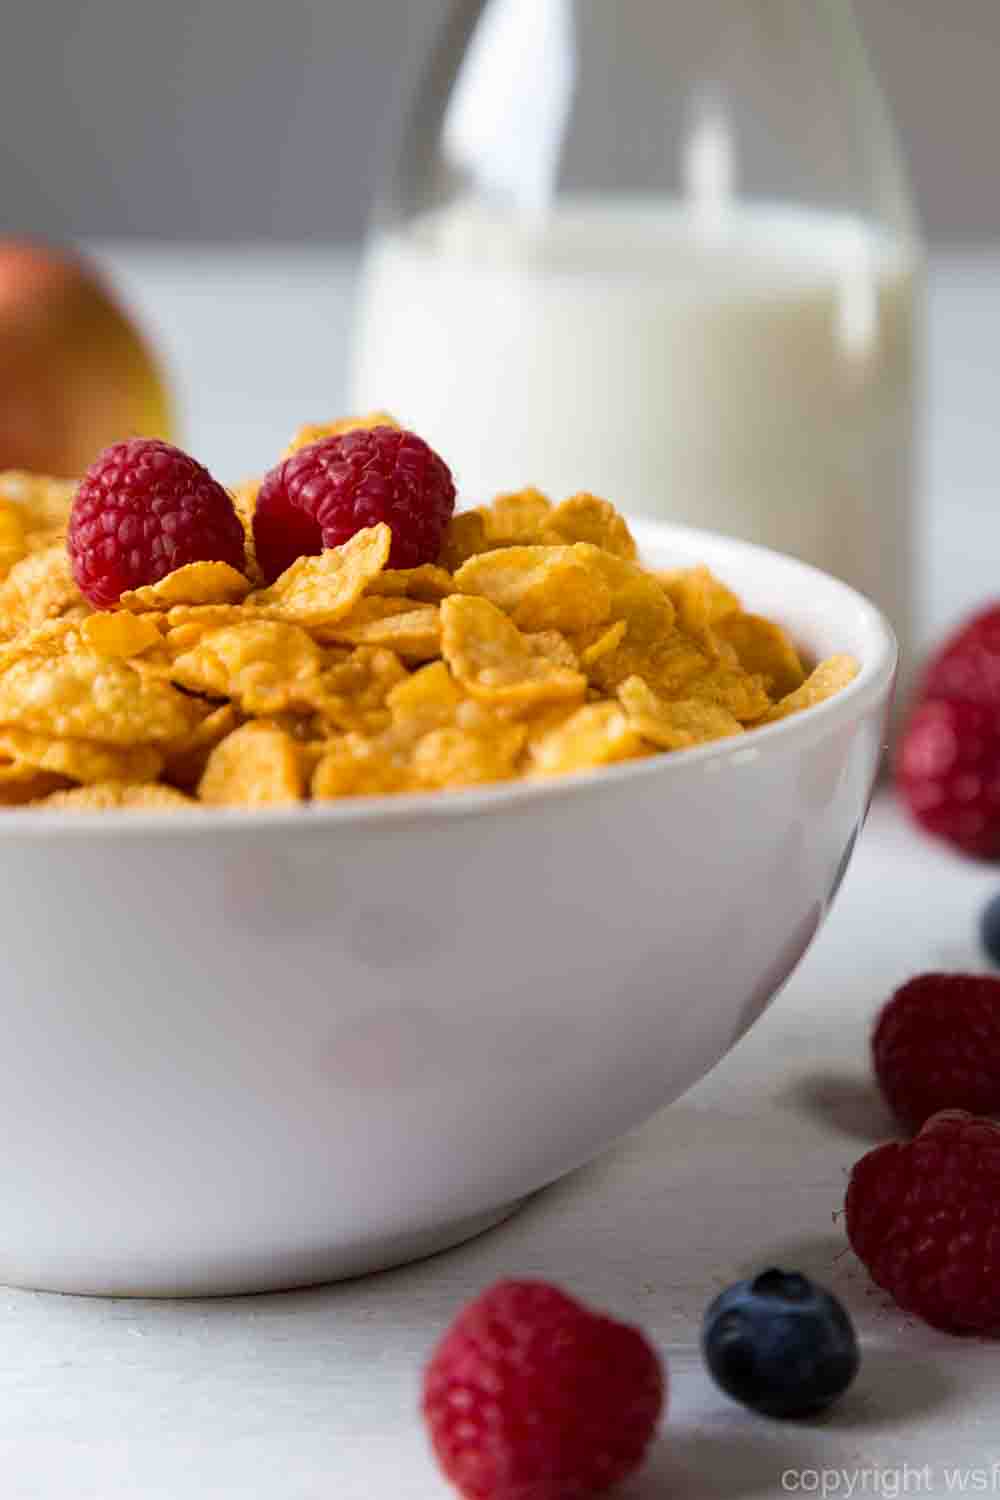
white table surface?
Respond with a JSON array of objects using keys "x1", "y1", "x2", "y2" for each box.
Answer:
[{"x1": 5, "y1": 247, "x2": 1000, "y2": 1500}]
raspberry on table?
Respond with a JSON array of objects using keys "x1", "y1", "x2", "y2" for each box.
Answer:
[
  {"x1": 845, "y1": 1110, "x2": 1000, "y2": 1333},
  {"x1": 253, "y1": 425, "x2": 455, "y2": 583},
  {"x1": 702, "y1": 1269, "x2": 859, "y2": 1418},
  {"x1": 873, "y1": 973, "x2": 1000, "y2": 1131},
  {"x1": 68, "y1": 439, "x2": 246, "y2": 607},
  {"x1": 422, "y1": 1279, "x2": 664, "y2": 1500},
  {"x1": 895, "y1": 697, "x2": 1000, "y2": 858},
  {"x1": 922, "y1": 604, "x2": 1000, "y2": 707}
]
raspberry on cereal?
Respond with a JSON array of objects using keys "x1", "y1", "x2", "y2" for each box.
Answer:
[
  {"x1": 252, "y1": 426, "x2": 455, "y2": 583},
  {"x1": 68, "y1": 439, "x2": 246, "y2": 608}
]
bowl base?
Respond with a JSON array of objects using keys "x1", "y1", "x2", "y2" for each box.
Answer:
[{"x1": 0, "y1": 1197, "x2": 529, "y2": 1299}]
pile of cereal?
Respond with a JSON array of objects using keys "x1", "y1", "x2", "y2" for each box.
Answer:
[{"x1": 0, "y1": 416, "x2": 857, "y2": 811}]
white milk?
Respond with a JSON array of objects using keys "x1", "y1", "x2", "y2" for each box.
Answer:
[{"x1": 350, "y1": 198, "x2": 918, "y2": 654}]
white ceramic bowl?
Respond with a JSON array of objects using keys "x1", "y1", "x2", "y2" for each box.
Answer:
[{"x1": 0, "y1": 519, "x2": 895, "y2": 1296}]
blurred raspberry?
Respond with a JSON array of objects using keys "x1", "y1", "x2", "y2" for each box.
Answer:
[
  {"x1": 253, "y1": 425, "x2": 455, "y2": 583},
  {"x1": 422, "y1": 1279, "x2": 665, "y2": 1500},
  {"x1": 896, "y1": 697, "x2": 1000, "y2": 858},
  {"x1": 922, "y1": 604, "x2": 1000, "y2": 707},
  {"x1": 68, "y1": 438, "x2": 245, "y2": 607},
  {"x1": 873, "y1": 972, "x2": 1000, "y2": 1130},
  {"x1": 845, "y1": 1110, "x2": 1000, "y2": 1333}
]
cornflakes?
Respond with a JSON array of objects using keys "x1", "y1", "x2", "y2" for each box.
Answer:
[
  {"x1": 320, "y1": 597, "x2": 441, "y2": 660},
  {"x1": 0, "y1": 471, "x2": 75, "y2": 537},
  {"x1": 312, "y1": 734, "x2": 411, "y2": 799},
  {"x1": 37, "y1": 781, "x2": 196, "y2": 811},
  {"x1": 80, "y1": 612, "x2": 163, "y2": 659},
  {"x1": 479, "y1": 488, "x2": 552, "y2": 545},
  {"x1": 1, "y1": 437, "x2": 859, "y2": 812},
  {"x1": 544, "y1": 494, "x2": 638, "y2": 560},
  {"x1": 0, "y1": 545, "x2": 82, "y2": 641},
  {"x1": 171, "y1": 620, "x2": 323, "y2": 714},
  {"x1": 252, "y1": 524, "x2": 391, "y2": 628},
  {"x1": 760, "y1": 655, "x2": 860, "y2": 723},
  {"x1": 617, "y1": 677, "x2": 744, "y2": 750},
  {"x1": 0, "y1": 653, "x2": 197, "y2": 744},
  {"x1": 366, "y1": 565, "x2": 455, "y2": 602},
  {"x1": 529, "y1": 702, "x2": 643, "y2": 777},
  {"x1": 659, "y1": 565, "x2": 741, "y2": 638},
  {"x1": 412, "y1": 724, "x2": 526, "y2": 789},
  {"x1": 198, "y1": 722, "x2": 304, "y2": 805},
  {"x1": 119, "y1": 561, "x2": 251, "y2": 611},
  {"x1": 162, "y1": 703, "x2": 242, "y2": 789},
  {"x1": 440, "y1": 595, "x2": 586, "y2": 709},
  {"x1": 0, "y1": 726, "x2": 163, "y2": 784},
  {"x1": 440, "y1": 511, "x2": 488, "y2": 571},
  {"x1": 455, "y1": 546, "x2": 612, "y2": 633}
]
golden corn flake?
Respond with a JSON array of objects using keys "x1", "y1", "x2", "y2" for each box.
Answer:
[
  {"x1": 119, "y1": 561, "x2": 251, "y2": 612},
  {"x1": 386, "y1": 661, "x2": 463, "y2": 740},
  {"x1": 0, "y1": 545, "x2": 83, "y2": 642},
  {"x1": 332, "y1": 602, "x2": 441, "y2": 661},
  {"x1": 162, "y1": 703, "x2": 242, "y2": 790},
  {"x1": 761, "y1": 655, "x2": 860, "y2": 723},
  {"x1": 313, "y1": 646, "x2": 409, "y2": 734},
  {"x1": 659, "y1": 565, "x2": 740, "y2": 639},
  {"x1": 198, "y1": 722, "x2": 304, "y2": 806},
  {"x1": 529, "y1": 702, "x2": 643, "y2": 778},
  {"x1": 171, "y1": 620, "x2": 323, "y2": 714},
  {"x1": 479, "y1": 487, "x2": 552, "y2": 545},
  {"x1": 282, "y1": 412, "x2": 399, "y2": 458},
  {"x1": 711, "y1": 612, "x2": 806, "y2": 699},
  {"x1": 366, "y1": 564, "x2": 455, "y2": 602},
  {"x1": 440, "y1": 511, "x2": 488, "y2": 572},
  {"x1": 0, "y1": 503, "x2": 27, "y2": 578},
  {"x1": 35, "y1": 781, "x2": 197, "y2": 812},
  {"x1": 0, "y1": 653, "x2": 198, "y2": 745},
  {"x1": 412, "y1": 724, "x2": 526, "y2": 789},
  {"x1": 441, "y1": 595, "x2": 586, "y2": 709},
  {"x1": 575, "y1": 619, "x2": 628, "y2": 667},
  {"x1": 80, "y1": 611, "x2": 162, "y2": 659},
  {"x1": 0, "y1": 726, "x2": 163, "y2": 785},
  {"x1": 455, "y1": 545, "x2": 612, "y2": 634},
  {"x1": 617, "y1": 676, "x2": 744, "y2": 751},
  {"x1": 312, "y1": 734, "x2": 412, "y2": 799},
  {"x1": 524, "y1": 630, "x2": 581, "y2": 671},
  {"x1": 252, "y1": 524, "x2": 391, "y2": 628},
  {"x1": 0, "y1": 471, "x2": 76, "y2": 537},
  {"x1": 544, "y1": 494, "x2": 637, "y2": 560}
]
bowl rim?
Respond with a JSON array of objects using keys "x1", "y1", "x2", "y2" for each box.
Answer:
[{"x1": 0, "y1": 517, "x2": 897, "y2": 840}]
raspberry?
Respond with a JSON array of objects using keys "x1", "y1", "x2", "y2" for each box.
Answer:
[
  {"x1": 253, "y1": 426, "x2": 455, "y2": 583},
  {"x1": 896, "y1": 697, "x2": 1000, "y2": 858},
  {"x1": 922, "y1": 604, "x2": 1000, "y2": 707},
  {"x1": 68, "y1": 439, "x2": 245, "y2": 607},
  {"x1": 845, "y1": 1110, "x2": 1000, "y2": 1333},
  {"x1": 422, "y1": 1279, "x2": 664, "y2": 1500},
  {"x1": 873, "y1": 973, "x2": 1000, "y2": 1131}
]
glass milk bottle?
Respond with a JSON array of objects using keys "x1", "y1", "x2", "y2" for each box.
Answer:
[{"x1": 351, "y1": 0, "x2": 920, "y2": 663}]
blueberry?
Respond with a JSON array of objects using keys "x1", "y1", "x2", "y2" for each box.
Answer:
[
  {"x1": 981, "y1": 891, "x2": 1000, "y2": 966},
  {"x1": 702, "y1": 1268, "x2": 859, "y2": 1419}
]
